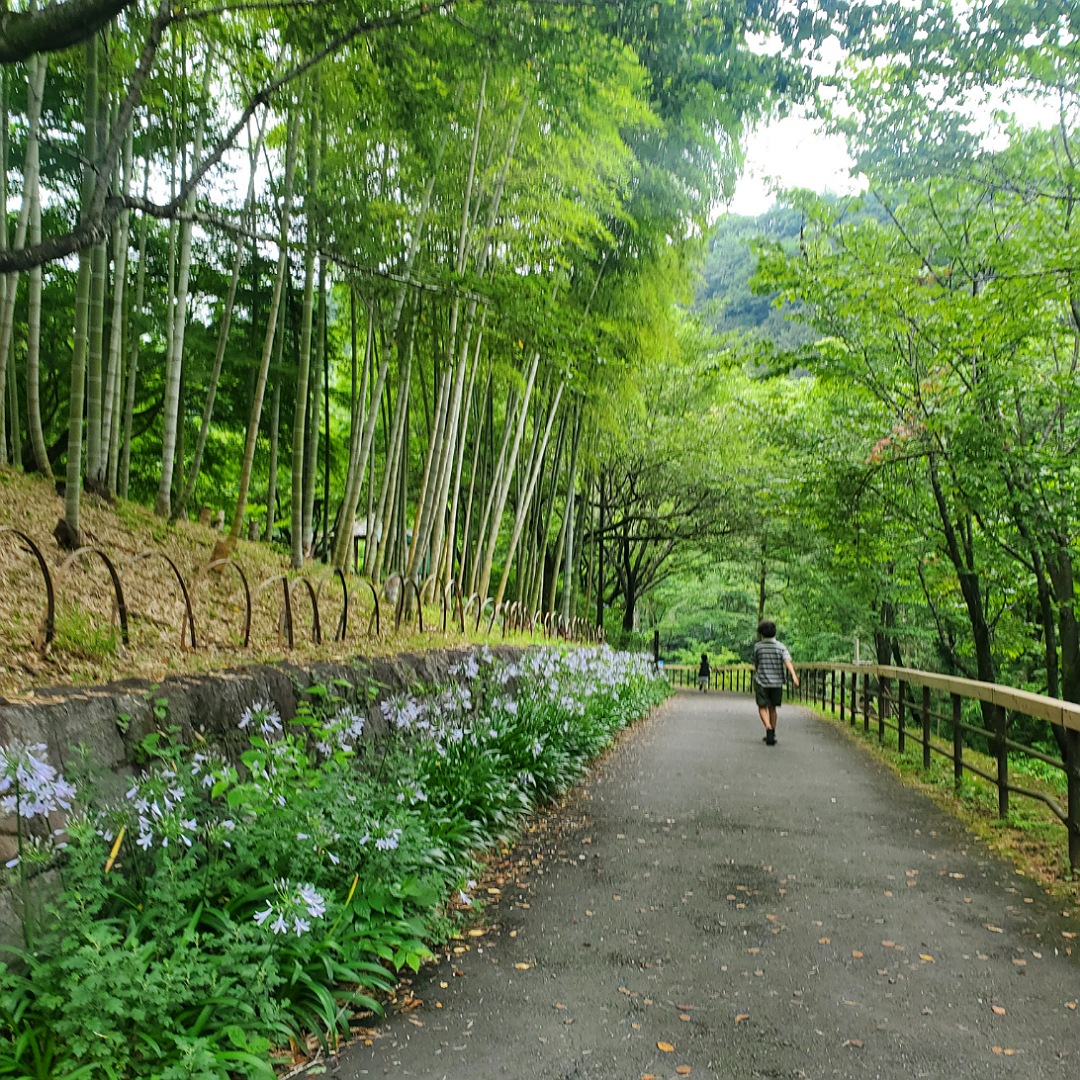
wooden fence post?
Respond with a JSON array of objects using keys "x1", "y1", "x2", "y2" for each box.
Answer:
[
  {"x1": 862, "y1": 672, "x2": 871, "y2": 732},
  {"x1": 921, "y1": 685, "x2": 931, "y2": 769},
  {"x1": 878, "y1": 677, "x2": 888, "y2": 742},
  {"x1": 897, "y1": 680, "x2": 906, "y2": 753},
  {"x1": 1066, "y1": 728, "x2": 1080, "y2": 873},
  {"x1": 996, "y1": 705, "x2": 1009, "y2": 818},
  {"x1": 952, "y1": 693, "x2": 963, "y2": 790}
]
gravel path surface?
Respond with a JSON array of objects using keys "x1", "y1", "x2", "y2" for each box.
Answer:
[{"x1": 308, "y1": 689, "x2": 1080, "y2": 1080}]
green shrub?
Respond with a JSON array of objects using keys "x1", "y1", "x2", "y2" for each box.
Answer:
[{"x1": 0, "y1": 646, "x2": 667, "y2": 1077}]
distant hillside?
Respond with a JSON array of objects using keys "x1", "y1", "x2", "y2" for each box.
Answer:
[{"x1": 697, "y1": 206, "x2": 816, "y2": 351}]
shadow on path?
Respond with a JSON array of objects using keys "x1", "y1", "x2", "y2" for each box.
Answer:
[{"x1": 306, "y1": 690, "x2": 1080, "y2": 1079}]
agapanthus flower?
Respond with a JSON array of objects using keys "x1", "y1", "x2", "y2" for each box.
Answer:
[
  {"x1": 315, "y1": 706, "x2": 367, "y2": 758},
  {"x1": 253, "y1": 879, "x2": 328, "y2": 937},
  {"x1": 396, "y1": 781, "x2": 428, "y2": 806},
  {"x1": 238, "y1": 699, "x2": 283, "y2": 738},
  {"x1": 360, "y1": 820, "x2": 403, "y2": 852},
  {"x1": 0, "y1": 740, "x2": 77, "y2": 820}
]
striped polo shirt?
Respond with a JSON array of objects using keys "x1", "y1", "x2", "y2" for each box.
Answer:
[{"x1": 753, "y1": 638, "x2": 791, "y2": 688}]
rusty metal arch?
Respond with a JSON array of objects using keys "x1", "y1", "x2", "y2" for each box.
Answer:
[
  {"x1": 420, "y1": 572, "x2": 439, "y2": 606},
  {"x1": 315, "y1": 567, "x2": 349, "y2": 643},
  {"x1": 194, "y1": 558, "x2": 252, "y2": 648},
  {"x1": 436, "y1": 578, "x2": 463, "y2": 634},
  {"x1": 451, "y1": 582, "x2": 466, "y2": 634},
  {"x1": 255, "y1": 574, "x2": 294, "y2": 649},
  {"x1": 290, "y1": 576, "x2": 322, "y2": 645},
  {"x1": 463, "y1": 592, "x2": 483, "y2": 633},
  {"x1": 123, "y1": 550, "x2": 198, "y2": 650},
  {"x1": 0, "y1": 527, "x2": 56, "y2": 655},
  {"x1": 56, "y1": 546, "x2": 129, "y2": 647},
  {"x1": 350, "y1": 578, "x2": 380, "y2": 637},
  {"x1": 479, "y1": 597, "x2": 494, "y2": 635},
  {"x1": 384, "y1": 573, "x2": 403, "y2": 632},
  {"x1": 394, "y1": 577, "x2": 424, "y2": 634}
]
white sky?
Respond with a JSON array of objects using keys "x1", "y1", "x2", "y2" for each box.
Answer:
[{"x1": 726, "y1": 113, "x2": 865, "y2": 216}]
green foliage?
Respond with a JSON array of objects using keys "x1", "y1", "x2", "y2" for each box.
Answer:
[
  {"x1": 51, "y1": 608, "x2": 120, "y2": 661},
  {"x1": 0, "y1": 647, "x2": 666, "y2": 1077}
]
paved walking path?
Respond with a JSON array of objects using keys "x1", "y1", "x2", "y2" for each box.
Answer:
[{"x1": 312, "y1": 690, "x2": 1080, "y2": 1080}]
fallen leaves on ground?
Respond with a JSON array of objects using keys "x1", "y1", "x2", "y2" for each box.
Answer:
[
  {"x1": 991, "y1": 1005, "x2": 1006, "y2": 1016},
  {"x1": 657, "y1": 1041, "x2": 675, "y2": 1052},
  {"x1": 735, "y1": 1014, "x2": 750, "y2": 1024}
]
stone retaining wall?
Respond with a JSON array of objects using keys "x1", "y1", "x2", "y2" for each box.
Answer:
[{"x1": 0, "y1": 646, "x2": 519, "y2": 947}]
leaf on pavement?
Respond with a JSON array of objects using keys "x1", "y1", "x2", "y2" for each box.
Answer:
[
  {"x1": 919, "y1": 954, "x2": 935, "y2": 962},
  {"x1": 514, "y1": 962, "x2": 531, "y2": 970},
  {"x1": 657, "y1": 1041, "x2": 675, "y2": 1052},
  {"x1": 818, "y1": 937, "x2": 831, "y2": 945},
  {"x1": 985, "y1": 924, "x2": 1004, "y2": 933},
  {"x1": 991, "y1": 1005, "x2": 1006, "y2": 1016},
  {"x1": 851, "y1": 950, "x2": 864, "y2": 959},
  {"x1": 843, "y1": 1039, "x2": 864, "y2": 1049},
  {"x1": 676, "y1": 1067, "x2": 692, "y2": 1075},
  {"x1": 735, "y1": 1014, "x2": 750, "y2": 1024}
]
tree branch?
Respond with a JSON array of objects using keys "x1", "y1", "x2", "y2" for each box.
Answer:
[
  {"x1": 0, "y1": 0, "x2": 458, "y2": 274},
  {"x1": 0, "y1": 0, "x2": 134, "y2": 64}
]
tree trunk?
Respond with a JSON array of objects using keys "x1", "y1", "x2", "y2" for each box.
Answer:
[
  {"x1": 119, "y1": 161, "x2": 150, "y2": 500},
  {"x1": 559, "y1": 402, "x2": 583, "y2": 621},
  {"x1": 156, "y1": 51, "x2": 211, "y2": 516},
  {"x1": 0, "y1": 56, "x2": 46, "y2": 468},
  {"x1": 290, "y1": 89, "x2": 319, "y2": 568},
  {"x1": 85, "y1": 48, "x2": 109, "y2": 485},
  {"x1": 303, "y1": 256, "x2": 326, "y2": 557},
  {"x1": 102, "y1": 124, "x2": 133, "y2": 493},
  {"x1": 173, "y1": 114, "x2": 265, "y2": 521},
  {"x1": 224, "y1": 103, "x2": 300, "y2": 554},
  {"x1": 494, "y1": 382, "x2": 565, "y2": 613},
  {"x1": 25, "y1": 57, "x2": 50, "y2": 477},
  {"x1": 367, "y1": 351, "x2": 411, "y2": 580},
  {"x1": 476, "y1": 352, "x2": 540, "y2": 600},
  {"x1": 59, "y1": 40, "x2": 102, "y2": 546}
]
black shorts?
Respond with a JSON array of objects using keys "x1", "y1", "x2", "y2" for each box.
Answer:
[{"x1": 755, "y1": 684, "x2": 783, "y2": 708}]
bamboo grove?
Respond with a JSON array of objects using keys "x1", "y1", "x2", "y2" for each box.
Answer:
[{"x1": 0, "y1": 0, "x2": 812, "y2": 629}]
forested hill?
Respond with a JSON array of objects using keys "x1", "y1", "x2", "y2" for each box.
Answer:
[{"x1": 696, "y1": 206, "x2": 815, "y2": 350}]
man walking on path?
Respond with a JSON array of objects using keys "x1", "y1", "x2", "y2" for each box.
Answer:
[{"x1": 752, "y1": 619, "x2": 798, "y2": 744}]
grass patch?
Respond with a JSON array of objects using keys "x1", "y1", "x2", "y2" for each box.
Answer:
[{"x1": 52, "y1": 607, "x2": 122, "y2": 662}]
